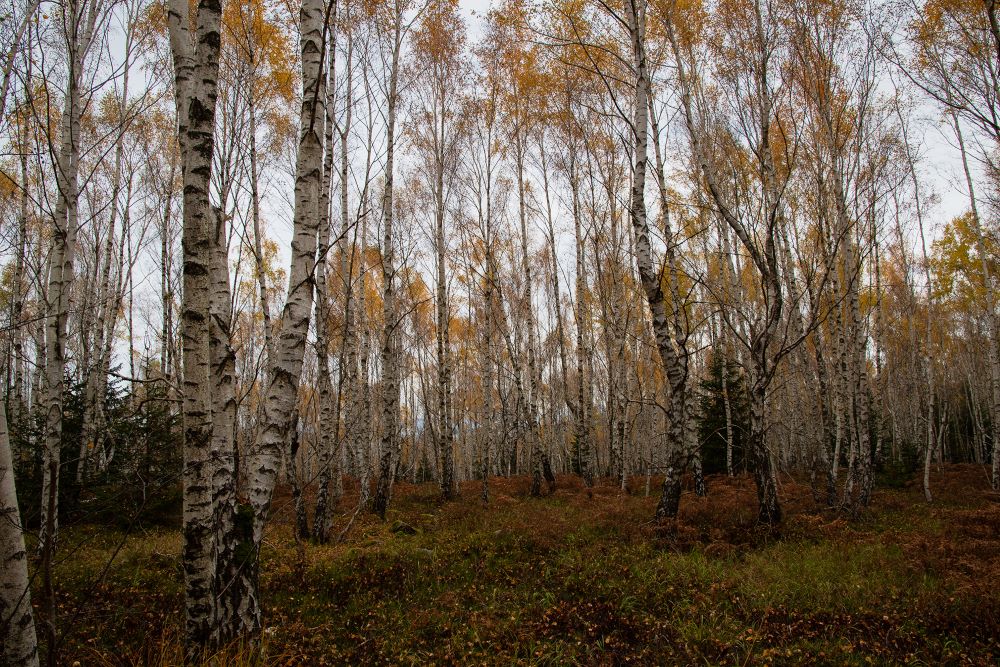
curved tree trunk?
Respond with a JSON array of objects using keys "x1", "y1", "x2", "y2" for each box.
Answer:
[
  {"x1": 245, "y1": 0, "x2": 328, "y2": 631},
  {"x1": 624, "y1": 0, "x2": 688, "y2": 522}
]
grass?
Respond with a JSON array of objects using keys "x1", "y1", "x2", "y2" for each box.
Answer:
[{"x1": 38, "y1": 464, "x2": 1000, "y2": 665}]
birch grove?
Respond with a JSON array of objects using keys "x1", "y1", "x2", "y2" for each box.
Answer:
[{"x1": 3, "y1": 0, "x2": 1000, "y2": 660}]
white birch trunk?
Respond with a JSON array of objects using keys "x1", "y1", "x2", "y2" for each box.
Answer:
[
  {"x1": 625, "y1": 0, "x2": 688, "y2": 520},
  {"x1": 246, "y1": 0, "x2": 327, "y2": 616},
  {"x1": 39, "y1": 0, "x2": 99, "y2": 556},
  {"x1": 373, "y1": 15, "x2": 403, "y2": 519},
  {"x1": 209, "y1": 208, "x2": 245, "y2": 643},
  {"x1": 950, "y1": 110, "x2": 1000, "y2": 489},
  {"x1": 0, "y1": 402, "x2": 38, "y2": 667},
  {"x1": 167, "y1": 0, "x2": 225, "y2": 655},
  {"x1": 312, "y1": 7, "x2": 341, "y2": 542}
]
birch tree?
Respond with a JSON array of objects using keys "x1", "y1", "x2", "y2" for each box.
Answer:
[
  {"x1": 903, "y1": 0, "x2": 1000, "y2": 488},
  {"x1": 166, "y1": 0, "x2": 226, "y2": 654},
  {"x1": 410, "y1": 0, "x2": 465, "y2": 500},
  {"x1": 39, "y1": 0, "x2": 102, "y2": 557},
  {"x1": 661, "y1": 0, "x2": 790, "y2": 523},
  {"x1": 245, "y1": 0, "x2": 328, "y2": 627},
  {"x1": 0, "y1": 401, "x2": 37, "y2": 667},
  {"x1": 374, "y1": 0, "x2": 425, "y2": 519}
]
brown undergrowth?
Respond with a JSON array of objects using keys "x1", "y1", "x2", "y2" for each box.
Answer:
[{"x1": 43, "y1": 464, "x2": 1000, "y2": 665}]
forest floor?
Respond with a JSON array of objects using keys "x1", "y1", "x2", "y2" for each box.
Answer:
[{"x1": 42, "y1": 464, "x2": 1000, "y2": 665}]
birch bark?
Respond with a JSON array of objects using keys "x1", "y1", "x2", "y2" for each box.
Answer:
[
  {"x1": 0, "y1": 402, "x2": 37, "y2": 667},
  {"x1": 39, "y1": 0, "x2": 99, "y2": 556},
  {"x1": 166, "y1": 0, "x2": 225, "y2": 654},
  {"x1": 373, "y1": 10, "x2": 404, "y2": 519},
  {"x1": 624, "y1": 0, "x2": 688, "y2": 521},
  {"x1": 950, "y1": 110, "x2": 1000, "y2": 489},
  {"x1": 312, "y1": 3, "x2": 340, "y2": 542},
  {"x1": 246, "y1": 0, "x2": 327, "y2": 618}
]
